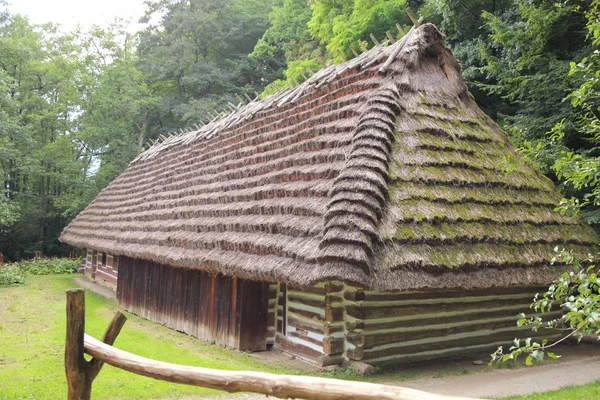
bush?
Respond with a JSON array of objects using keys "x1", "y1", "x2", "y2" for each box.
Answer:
[
  {"x1": 18, "y1": 258, "x2": 79, "y2": 275},
  {"x1": 0, "y1": 264, "x2": 26, "y2": 286},
  {"x1": 0, "y1": 257, "x2": 79, "y2": 286}
]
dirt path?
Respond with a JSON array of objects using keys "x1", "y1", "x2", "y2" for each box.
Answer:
[
  {"x1": 206, "y1": 345, "x2": 600, "y2": 399},
  {"x1": 394, "y1": 345, "x2": 600, "y2": 398}
]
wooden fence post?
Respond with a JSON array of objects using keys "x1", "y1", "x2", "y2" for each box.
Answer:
[
  {"x1": 65, "y1": 289, "x2": 127, "y2": 400},
  {"x1": 0, "y1": 253, "x2": 4, "y2": 265},
  {"x1": 65, "y1": 289, "x2": 91, "y2": 400}
]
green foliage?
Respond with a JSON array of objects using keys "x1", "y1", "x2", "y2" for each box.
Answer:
[
  {"x1": 490, "y1": 249, "x2": 600, "y2": 366},
  {"x1": 137, "y1": 0, "x2": 282, "y2": 132},
  {"x1": 0, "y1": 264, "x2": 26, "y2": 286},
  {"x1": 17, "y1": 257, "x2": 79, "y2": 275},
  {"x1": 308, "y1": 0, "x2": 411, "y2": 61},
  {"x1": 550, "y1": 1, "x2": 600, "y2": 227},
  {"x1": 0, "y1": 257, "x2": 78, "y2": 286}
]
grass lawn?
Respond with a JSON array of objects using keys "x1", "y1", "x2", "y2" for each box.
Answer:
[
  {"x1": 0, "y1": 274, "x2": 307, "y2": 399},
  {"x1": 2, "y1": 274, "x2": 600, "y2": 400},
  {"x1": 502, "y1": 381, "x2": 600, "y2": 399}
]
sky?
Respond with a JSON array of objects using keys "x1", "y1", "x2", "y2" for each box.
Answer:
[{"x1": 7, "y1": 0, "x2": 147, "y2": 32}]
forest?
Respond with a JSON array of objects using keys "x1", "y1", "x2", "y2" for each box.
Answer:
[{"x1": 0, "y1": 0, "x2": 598, "y2": 260}]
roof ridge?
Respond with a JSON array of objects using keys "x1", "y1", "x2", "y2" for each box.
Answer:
[{"x1": 131, "y1": 25, "x2": 431, "y2": 165}]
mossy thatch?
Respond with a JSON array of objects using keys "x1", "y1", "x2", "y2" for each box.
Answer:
[{"x1": 61, "y1": 23, "x2": 597, "y2": 291}]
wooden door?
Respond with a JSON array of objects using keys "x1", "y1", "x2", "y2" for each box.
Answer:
[{"x1": 237, "y1": 279, "x2": 269, "y2": 351}]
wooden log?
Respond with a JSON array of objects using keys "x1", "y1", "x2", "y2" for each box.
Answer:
[
  {"x1": 361, "y1": 286, "x2": 543, "y2": 302},
  {"x1": 346, "y1": 321, "x2": 364, "y2": 331},
  {"x1": 288, "y1": 315, "x2": 325, "y2": 334},
  {"x1": 346, "y1": 346, "x2": 364, "y2": 361},
  {"x1": 348, "y1": 297, "x2": 533, "y2": 320},
  {"x1": 84, "y1": 334, "x2": 479, "y2": 400},
  {"x1": 406, "y1": 8, "x2": 420, "y2": 27},
  {"x1": 288, "y1": 306, "x2": 324, "y2": 322},
  {"x1": 88, "y1": 311, "x2": 127, "y2": 380},
  {"x1": 365, "y1": 306, "x2": 557, "y2": 333},
  {"x1": 288, "y1": 294, "x2": 326, "y2": 309},
  {"x1": 325, "y1": 306, "x2": 343, "y2": 322},
  {"x1": 346, "y1": 333, "x2": 365, "y2": 347},
  {"x1": 363, "y1": 328, "x2": 532, "y2": 361},
  {"x1": 369, "y1": 33, "x2": 380, "y2": 46},
  {"x1": 362, "y1": 315, "x2": 558, "y2": 349},
  {"x1": 65, "y1": 289, "x2": 90, "y2": 400},
  {"x1": 323, "y1": 322, "x2": 344, "y2": 336},
  {"x1": 322, "y1": 337, "x2": 344, "y2": 355},
  {"x1": 396, "y1": 23, "x2": 405, "y2": 36},
  {"x1": 386, "y1": 31, "x2": 396, "y2": 44},
  {"x1": 343, "y1": 291, "x2": 365, "y2": 302},
  {"x1": 316, "y1": 354, "x2": 344, "y2": 368}
]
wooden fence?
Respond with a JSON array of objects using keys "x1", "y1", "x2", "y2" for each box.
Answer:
[{"x1": 65, "y1": 289, "x2": 480, "y2": 400}]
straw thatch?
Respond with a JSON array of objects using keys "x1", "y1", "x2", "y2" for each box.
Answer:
[{"x1": 60, "y1": 23, "x2": 597, "y2": 291}]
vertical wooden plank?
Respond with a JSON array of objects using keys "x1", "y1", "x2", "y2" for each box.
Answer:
[
  {"x1": 208, "y1": 273, "x2": 216, "y2": 338},
  {"x1": 238, "y1": 279, "x2": 268, "y2": 351},
  {"x1": 278, "y1": 283, "x2": 287, "y2": 335},
  {"x1": 229, "y1": 277, "x2": 238, "y2": 348}
]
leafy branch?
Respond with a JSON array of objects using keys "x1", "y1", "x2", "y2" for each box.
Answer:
[{"x1": 491, "y1": 249, "x2": 600, "y2": 366}]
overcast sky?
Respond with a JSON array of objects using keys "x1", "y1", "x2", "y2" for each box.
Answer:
[{"x1": 7, "y1": 0, "x2": 147, "y2": 32}]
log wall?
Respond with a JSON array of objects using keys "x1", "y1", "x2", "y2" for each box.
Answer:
[
  {"x1": 341, "y1": 284, "x2": 562, "y2": 365},
  {"x1": 274, "y1": 282, "x2": 345, "y2": 366},
  {"x1": 117, "y1": 257, "x2": 268, "y2": 351},
  {"x1": 267, "y1": 283, "x2": 278, "y2": 346}
]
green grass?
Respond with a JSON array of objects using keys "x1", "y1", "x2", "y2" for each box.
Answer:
[
  {"x1": 502, "y1": 381, "x2": 600, "y2": 399},
  {"x1": 2, "y1": 274, "x2": 600, "y2": 400},
  {"x1": 0, "y1": 275, "x2": 307, "y2": 399}
]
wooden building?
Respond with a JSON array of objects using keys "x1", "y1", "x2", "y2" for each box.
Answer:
[{"x1": 61, "y1": 24, "x2": 597, "y2": 366}]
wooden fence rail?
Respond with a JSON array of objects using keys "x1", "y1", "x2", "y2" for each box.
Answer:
[{"x1": 65, "y1": 289, "x2": 480, "y2": 400}]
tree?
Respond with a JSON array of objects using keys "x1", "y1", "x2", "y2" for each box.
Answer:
[
  {"x1": 137, "y1": 0, "x2": 281, "y2": 133},
  {"x1": 491, "y1": 1, "x2": 600, "y2": 366}
]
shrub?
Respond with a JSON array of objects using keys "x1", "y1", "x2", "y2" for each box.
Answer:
[
  {"x1": 0, "y1": 257, "x2": 79, "y2": 286},
  {"x1": 0, "y1": 264, "x2": 26, "y2": 286},
  {"x1": 18, "y1": 258, "x2": 80, "y2": 275}
]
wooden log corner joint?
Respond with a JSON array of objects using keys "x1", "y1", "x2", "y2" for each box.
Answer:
[{"x1": 64, "y1": 288, "x2": 480, "y2": 400}]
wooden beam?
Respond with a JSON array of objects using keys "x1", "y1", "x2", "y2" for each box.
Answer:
[
  {"x1": 396, "y1": 23, "x2": 405, "y2": 36},
  {"x1": 83, "y1": 334, "x2": 480, "y2": 400},
  {"x1": 386, "y1": 31, "x2": 396, "y2": 44},
  {"x1": 369, "y1": 33, "x2": 380, "y2": 46},
  {"x1": 406, "y1": 8, "x2": 420, "y2": 27}
]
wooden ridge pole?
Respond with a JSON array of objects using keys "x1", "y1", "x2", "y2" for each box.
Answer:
[{"x1": 83, "y1": 334, "x2": 479, "y2": 400}]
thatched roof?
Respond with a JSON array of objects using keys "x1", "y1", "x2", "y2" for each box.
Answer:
[{"x1": 61, "y1": 23, "x2": 597, "y2": 291}]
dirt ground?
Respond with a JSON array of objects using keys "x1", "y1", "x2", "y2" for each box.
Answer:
[
  {"x1": 218, "y1": 344, "x2": 600, "y2": 399},
  {"x1": 78, "y1": 277, "x2": 600, "y2": 399}
]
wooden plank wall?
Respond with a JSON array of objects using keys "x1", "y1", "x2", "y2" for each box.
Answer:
[
  {"x1": 275, "y1": 282, "x2": 345, "y2": 366},
  {"x1": 94, "y1": 253, "x2": 118, "y2": 287},
  {"x1": 341, "y1": 284, "x2": 562, "y2": 365},
  {"x1": 117, "y1": 257, "x2": 268, "y2": 351}
]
